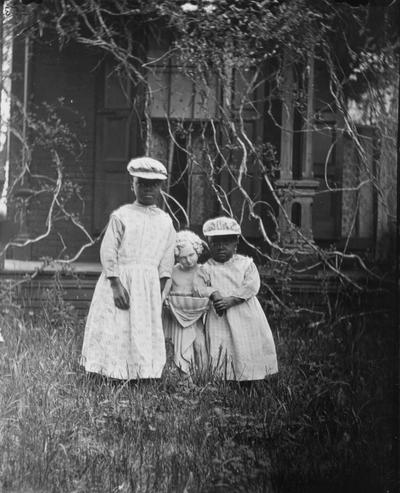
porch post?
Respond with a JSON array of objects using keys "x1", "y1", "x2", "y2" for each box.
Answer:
[
  {"x1": 12, "y1": 32, "x2": 32, "y2": 260},
  {"x1": 280, "y1": 51, "x2": 294, "y2": 181},
  {"x1": 0, "y1": 2, "x2": 5, "y2": 269},
  {"x1": 303, "y1": 49, "x2": 315, "y2": 179},
  {"x1": 276, "y1": 49, "x2": 319, "y2": 248}
]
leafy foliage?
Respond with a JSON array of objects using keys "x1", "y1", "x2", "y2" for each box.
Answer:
[{"x1": 2, "y1": 0, "x2": 397, "y2": 273}]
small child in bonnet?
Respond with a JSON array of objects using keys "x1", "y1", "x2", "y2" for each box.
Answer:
[
  {"x1": 163, "y1": 230, "x2": 209, "y2": 376},
  {"x1": 194, "y1": 216, "x2": 278, "y2": 382}
]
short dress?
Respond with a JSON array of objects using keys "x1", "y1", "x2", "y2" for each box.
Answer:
[
  {"x1": 81, "y1": 202, "x2": 176, "y2": 380},
  {"x1": 162, "y1": 269, "x2": 209, "y2": 374},
  {"x1": 194, "y1": 254, "x2": 278, "y2": 381}
]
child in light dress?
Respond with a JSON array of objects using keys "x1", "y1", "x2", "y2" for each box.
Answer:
[
  {"x1": 163, "y1": 230, "x2": 209, "y2": 375},
  {"x1": 81, "y1": 157, "x2": 176, "y2": 380},
  {"x1": 194, "y1": 216, "x2": 278, "y2": 381}
]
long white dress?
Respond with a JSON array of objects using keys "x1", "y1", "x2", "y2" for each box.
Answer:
[
  {"x1": 81, "y1": 202, "x2": 176, "y2": 380},
  {"x1": 194, "y1": 254, "x2": 278, "y2": 381}
]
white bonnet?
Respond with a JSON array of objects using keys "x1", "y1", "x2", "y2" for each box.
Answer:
[{"x1": 175, "y1": 230, "x2": 205, "y2": 256}]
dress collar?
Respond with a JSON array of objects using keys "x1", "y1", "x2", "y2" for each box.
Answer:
[
  {"x1": 132, "y1": 201, "x2": 158, "y2": 211},
  {"x1": 209, "y1": 254, "x2": 237, "y2": 266}
]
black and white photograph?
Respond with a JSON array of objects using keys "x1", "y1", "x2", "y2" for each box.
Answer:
[{"x1": 0, "y1": 0, "x2": 398, "y2": 492}]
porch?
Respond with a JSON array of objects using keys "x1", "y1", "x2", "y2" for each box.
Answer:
[{"x1": 0, "y1": 259, "x2": 391, "y2": 317}]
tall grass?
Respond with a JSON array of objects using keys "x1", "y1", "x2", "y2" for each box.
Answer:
[{"x1": 0, "y1": 284, "x2": 396, "y2": 493}]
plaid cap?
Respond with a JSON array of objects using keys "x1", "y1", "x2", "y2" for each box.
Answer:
[
  {"x1": 202, "y1": 216, "x2": 241, "y2": 237},
  {"x1": 127, "y1": 157, "x2": 168, "y2": 180}
]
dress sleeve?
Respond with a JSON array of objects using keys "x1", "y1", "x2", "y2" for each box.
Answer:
[
  {"x1": 231, "y1": 260, "x2": 260, "y2": 300},
  {"x1": 158, "y1": 222, "x2": 176, "y2": 279},
  {"x1": 193, "y1": 265, "x2": 216, "y2": 298},
  {"x1": 100, "y1": 213, "x2": 125, "y2": 278}
]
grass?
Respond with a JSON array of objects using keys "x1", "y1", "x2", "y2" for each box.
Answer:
[{"x1": 0, "y1": 284, "x2": 396, "y2": 493}]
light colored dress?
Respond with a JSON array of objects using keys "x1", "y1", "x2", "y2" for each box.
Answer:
[
  {"x1": 194, "y1": 254, "x2": 278, "y2": 381},
  {"x1": 163, "y1": 265, "x2": 209, "y2": 374},
  {"x1": 81, "y1": 202, "x2": 176, "y2": 379}
]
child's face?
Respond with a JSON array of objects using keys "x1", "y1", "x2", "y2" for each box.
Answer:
[
  {"x1": 133, "y1": 177, "x2": 162, "y2": 206},
  {"x1": 208, "y1": 235, "x2": 238, "y2": 263},
  {"x1": 177, "y1": 244, "x2": 198, "y2": 270}
]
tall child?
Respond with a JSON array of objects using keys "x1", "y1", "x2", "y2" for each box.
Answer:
[
  {"x1": 81, "y1": 157, "x2": 176, "y2": 380},
  {"x1": 163, "y1": 230, "x2": 209, "y2": 374},
  {"x1": 194, "y1": 216, "x2": 278, "y2": 381}
]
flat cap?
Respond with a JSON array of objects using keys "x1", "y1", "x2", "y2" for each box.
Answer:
[
  {"x1": 202, "y1": 216, "x2": 241, "y2": 237},
  {"x1": 127, "y1": 157, "x2": 168, "y2": 180}
]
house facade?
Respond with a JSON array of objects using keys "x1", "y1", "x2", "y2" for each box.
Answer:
[{"x1": 0, "y1": 16, "x2": 395, "y2": 270}]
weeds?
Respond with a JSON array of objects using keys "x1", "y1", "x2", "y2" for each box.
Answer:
[{"x1": 0, "y1": 283, "x2": 396, "y2": 492}]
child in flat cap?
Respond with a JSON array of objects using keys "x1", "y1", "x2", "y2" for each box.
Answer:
[
  {"x1": 162, "y1": 230, "x2": 209, "y2": 376},
  {"x1": 194, "y1": 216, "x2": 278, "y2": 381},
  {"x1": 81, "y1": 157, "x2": 176, "y2": 380}
]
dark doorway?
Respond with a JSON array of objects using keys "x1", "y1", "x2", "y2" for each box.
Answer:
[{"x1": 93, "y1": 61, "x2": 142, "y2": 234}]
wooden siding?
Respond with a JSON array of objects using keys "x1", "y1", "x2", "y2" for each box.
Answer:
[{"x1": 1, "y1": 265, "x2": 392, "y2": 317}]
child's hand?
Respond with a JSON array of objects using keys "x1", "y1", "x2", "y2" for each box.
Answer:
[
  {"x1": 213, "y1": 296, "x2": 241, "y2": 314},
  {"x1": 210, "y1": 290, "x2": 223, "y2": 302},
  {"x1": 210, "y1": 290, "x2": 225, "y2": 316},
  {"x1": 110, "y1": 278, "x2": 130, "y2": 310}
]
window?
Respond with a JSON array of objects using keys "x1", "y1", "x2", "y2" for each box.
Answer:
[
  {"x1": 291, "y1": 202, "x2": 302, "y2": 227},
  {"x1": 147, "y1": 45, "x2": 218, "y2": 121}
]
